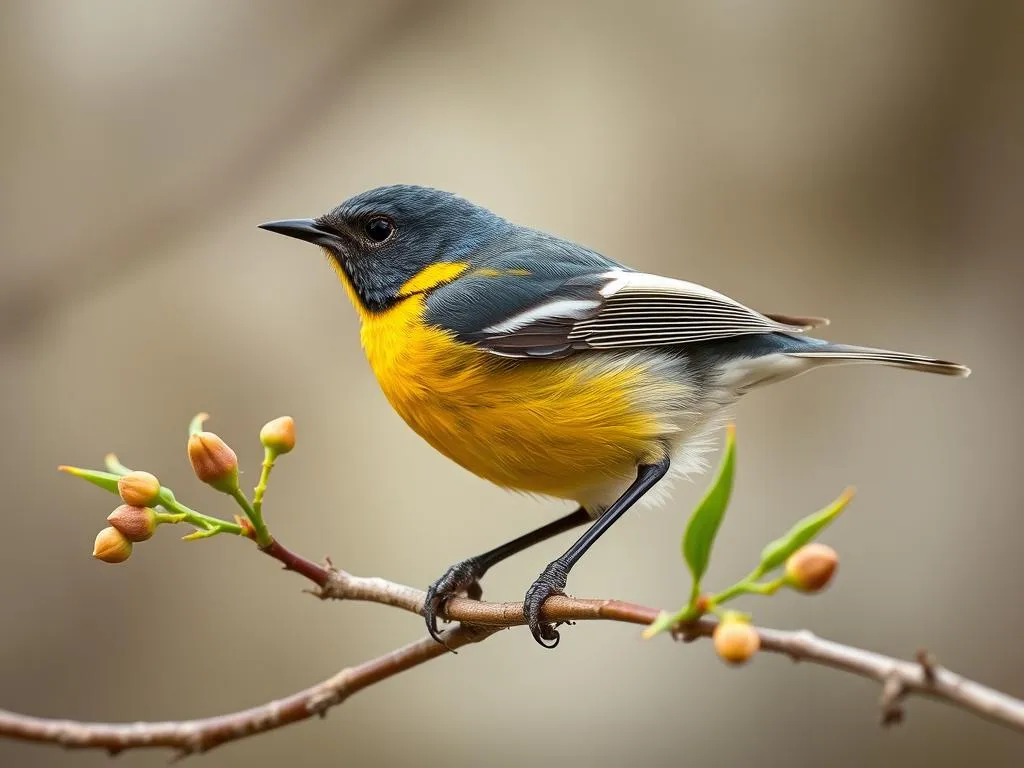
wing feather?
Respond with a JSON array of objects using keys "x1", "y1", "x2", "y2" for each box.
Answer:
[{"x1": 452, "y1": 269, "x2": 816, "y2": 360}]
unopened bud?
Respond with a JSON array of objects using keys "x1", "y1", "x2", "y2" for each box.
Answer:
[
  {"x1": 187, "y1": 431, "x2": 239, "y2": 493},
  {"x1": 117, "y1": 471, "x2": 161, "y2": 507},
  {"x1": 93, "y1": 526, "x2": 133, "y2": 563},
  {"x1": 260, "y1": 416, "x2": 295, "y2": 455},
  {"x1": 785, "y1": 543, "x2": 838, "y2": 593},
  {"x1": 713, "y1": 617, "x2": 759, "y2": 665},
  {"x1": 107, "y1": 504, "x2": 158, "y2": 542}
]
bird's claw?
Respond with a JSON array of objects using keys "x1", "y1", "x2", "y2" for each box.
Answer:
[
  {"x1": 524, "y1": 560, "x2": 569, "y2": 648},
  {"x1": 424, "y1": 556, "x2": 486, "y2": 644}
]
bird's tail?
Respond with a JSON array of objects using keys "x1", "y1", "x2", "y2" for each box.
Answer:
[{"x1": 787, "y1": 343, "x2": 970, "y2": 377}]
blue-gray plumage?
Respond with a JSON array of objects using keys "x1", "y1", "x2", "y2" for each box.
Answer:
[
  {"x1": 260, "y1": 184, "x2": 970, "y2": 649},
  {"x1": 314, "y1": 185, "x2": 967, "y2": 375}
]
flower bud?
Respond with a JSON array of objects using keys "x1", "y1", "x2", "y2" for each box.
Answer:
[
  {"x1": 259, "y1": 416, "x2": 295, "y2": 455},
  {"x1": 107, "y1": 504, "x2": 158, "y2": 542},
  {"x1": 785, "y1": 543, "x2": 838, "y2": 593},
  {"x1": 713, "y1": 618, "x2": 759, "y2": 665},
  {"x1": 187, "y1": 431, "x2": 239, "y2": 493},
  {"x1": 117, "y1": 471, "x2": 161, "y2": 507},
  {"x1": 93, "y1": 526, "x2": 133, "y2": 563}
]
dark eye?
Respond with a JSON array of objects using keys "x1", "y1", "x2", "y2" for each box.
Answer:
[{"x1": 365, "y1": 217, "x2": 394, "y2": 243}]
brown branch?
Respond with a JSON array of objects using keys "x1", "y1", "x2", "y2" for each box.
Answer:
[
  {"x1": 1, "y1": 538, "x2": 1022, "y2": 757},
  {"x1": 0, "y1": 623, "x2": 497, "y2": 757}
]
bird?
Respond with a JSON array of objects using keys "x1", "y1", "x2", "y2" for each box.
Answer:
[{"x1": 259, "y1": 185, "x2": 969, "y2": 648}]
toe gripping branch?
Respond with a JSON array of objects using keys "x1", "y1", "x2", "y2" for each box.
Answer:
[
  {"x1": 524, "y1": 559, "x2": 570, "y2": 648},
  {"x1": 423, "y1": 556, "x2": 486, "y2": 643}
]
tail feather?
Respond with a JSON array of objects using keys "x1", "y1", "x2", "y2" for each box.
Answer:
[{"x1": 787, "y1": 343, "x2": 970, "y2": 378}]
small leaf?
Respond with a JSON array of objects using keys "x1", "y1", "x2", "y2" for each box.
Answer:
[
  {"x1": 58, "y1": 465, "x2": 121, "y2": 494},
  {"x1": 641, "y1": 610, "x2": 680, "y2": 640},
  {"x1": 758, "y1": 487, "x2": 855, "y2": 574},
  {"x1": 682, "y1": 425, "x2": 736, "y2": 589},
  {"x1": 181, "y1": 528, "x2": 218, "y2": 541},
  {"x1": 188, "y1": 412, "x2": 210, "y2": 437}
]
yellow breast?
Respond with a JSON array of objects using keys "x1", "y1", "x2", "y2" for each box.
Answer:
[{"x1": 357, "y1": 292, "x2": 674, "y2": 501}]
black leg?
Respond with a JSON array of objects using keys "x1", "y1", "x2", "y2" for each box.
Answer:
[
  {"x1": 524, "y1": 457, "x2": 671, "y2": 648},
  {"x1": 424, "y1": 507, "x2": 591, "y2": 642}
]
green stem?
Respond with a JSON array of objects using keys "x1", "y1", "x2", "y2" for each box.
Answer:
[
  {"x1": 231, "y1": 488, "x2": 272, "y2": 547},
  {"x1": 744, "y1": 578, "x2": 786, "y2": 596},
  {"x1": 711, "y1": 575, "x2": 786, "y2": 606},
  {"x1": 154, "y1": 511, "x2": 188, "y2": 525},
  {"x1": 252, "y1": 447, "x2": 275, "y2": 522},
  {"x1": 160, "y1": 495, "x2": 244, "y2": 537},
  {"x1": 687, "y1": 581, "x2": 701, "y2": 610},
  {"x1": 710, "y1": 582, "x2": 746, "y2": 605}
]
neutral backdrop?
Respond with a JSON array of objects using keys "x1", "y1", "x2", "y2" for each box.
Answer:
[{"x1": 2, "y1": 1, "x2": 1022, "y2": 766}]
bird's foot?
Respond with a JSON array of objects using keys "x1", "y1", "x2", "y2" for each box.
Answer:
[
  {"x1": 524, "y1": 560, "x2": 569, "y2": 648},
  {"x1": 424, "y1": 557, "x2": 486, "y2": 643}
]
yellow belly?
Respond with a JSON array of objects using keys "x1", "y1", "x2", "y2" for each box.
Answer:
[{"x1": 358, "y1": 294, "x2": 676, "y2": 500}]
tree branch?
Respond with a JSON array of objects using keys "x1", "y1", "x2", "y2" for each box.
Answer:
[
  {"x1": 0, "y1": 623, "x2": 497, "y2": 757},
  {"x1": 1, "y1": 538, "x2": 1021, "y2": 757}
]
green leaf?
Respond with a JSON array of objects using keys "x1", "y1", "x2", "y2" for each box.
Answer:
[
  {"x1": 57, "y1": 465, "x2": 121, "y2": 495},
  {"x1": 757, "y1": 487, "x2": 855, "y2": 574},
  {"x1": 682, "y1": 425, "x2": 736, "y2": 590}
]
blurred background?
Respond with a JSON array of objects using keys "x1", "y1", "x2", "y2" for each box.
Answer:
[{"x1": 1, "y1": 1, "x2": 1022, "y2": 766}]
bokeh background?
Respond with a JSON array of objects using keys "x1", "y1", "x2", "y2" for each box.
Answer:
[{"x1": 2, "y1": 1, "x2": 1022, "y2": 766}]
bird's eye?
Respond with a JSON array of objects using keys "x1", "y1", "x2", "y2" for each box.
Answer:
[{"x1": 365, "y1": 217, "x2": 394, "y2": 243}]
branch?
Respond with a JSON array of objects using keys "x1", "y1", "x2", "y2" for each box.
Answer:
[
  {"x1": 0, "y1": 623, "x2": 497, "y2": 757},
  {"x1": 1, "y1": 538, "x2": 1021, "y2": 757},
  {"x1": 305, "y1": 555, "x2": 1024, "y2": 734}
]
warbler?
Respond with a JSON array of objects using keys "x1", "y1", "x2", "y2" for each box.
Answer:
[{"x1": 260, "y1": 185, "x2": 969, "y2": 648}]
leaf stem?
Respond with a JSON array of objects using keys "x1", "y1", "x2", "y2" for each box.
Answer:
[
  {"x1": 231, "y1": 488, "x2": 272, "y2": 547},
  {"x1": 711, "y1": 575, "x2": 786, "y2": 606},
  {"x1": 159, "y1": 492, "x2": 244, "y2": 537},
  {"x1": 252, "y1": 447, "x2": 275, "y2": 523}
]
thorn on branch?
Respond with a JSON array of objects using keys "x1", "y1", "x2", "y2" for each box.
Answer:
[
  {"x1": 782, "y1": 630, "x2": 817, "y2": 663},
  {"x1": 880, "y1": 674, "x2": 907, "y2": 727},
  {"x1": 916, "y1": 648, "x2": 938, "y2": 684},
  {"x1": 670, "y1": 622, "x2": 701, "y2": 644}
]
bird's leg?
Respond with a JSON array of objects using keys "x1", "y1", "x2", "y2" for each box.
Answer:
[
  {"x1": 424, "y1": 507, "x2": 591, "y2": 643},
  {"x1": 524, "y1": 457, "x2": 671, "y2": 648}
]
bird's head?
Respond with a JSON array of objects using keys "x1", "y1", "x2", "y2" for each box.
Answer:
[{"x1": 260, "y1": 185, "x2": 508, "y2": 314}]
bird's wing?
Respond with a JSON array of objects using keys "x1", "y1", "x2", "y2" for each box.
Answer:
[{"x1": 436, "y1": 268, "x2": 825, "y2": 360}]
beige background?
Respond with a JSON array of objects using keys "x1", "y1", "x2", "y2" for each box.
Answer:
[{"x1": 1, "y1": 1, "x2": 1022, "y2": 766}]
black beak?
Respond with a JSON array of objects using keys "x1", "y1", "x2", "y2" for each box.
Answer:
[{"x1": 258, "y1": 218, "x2": 339, "y2": 248}]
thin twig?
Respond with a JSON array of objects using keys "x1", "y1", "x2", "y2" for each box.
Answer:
[
  {"x1": 0, "y1": 624, "x2": 496, "y2": 757},
  {"x1": 0, "y1": 538, "x2": 1021, "y2": 757}
]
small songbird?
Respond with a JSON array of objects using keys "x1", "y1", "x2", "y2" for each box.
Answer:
[{"x1": 260, "y1": 185, "x2": 969, "y2": 648}]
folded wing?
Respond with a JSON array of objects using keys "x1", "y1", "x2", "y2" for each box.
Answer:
[{"x1": 451, "y1": 270, "x2": 821, "y2": 360}]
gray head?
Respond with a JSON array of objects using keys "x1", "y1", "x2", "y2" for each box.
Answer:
[{"x1": 259, "y1": 185, "x2": 509, "y2": 311}]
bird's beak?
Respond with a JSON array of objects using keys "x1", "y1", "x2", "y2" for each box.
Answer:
[{"x1": 258, "y1": 218, "x2": 340, "y2": 248}]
